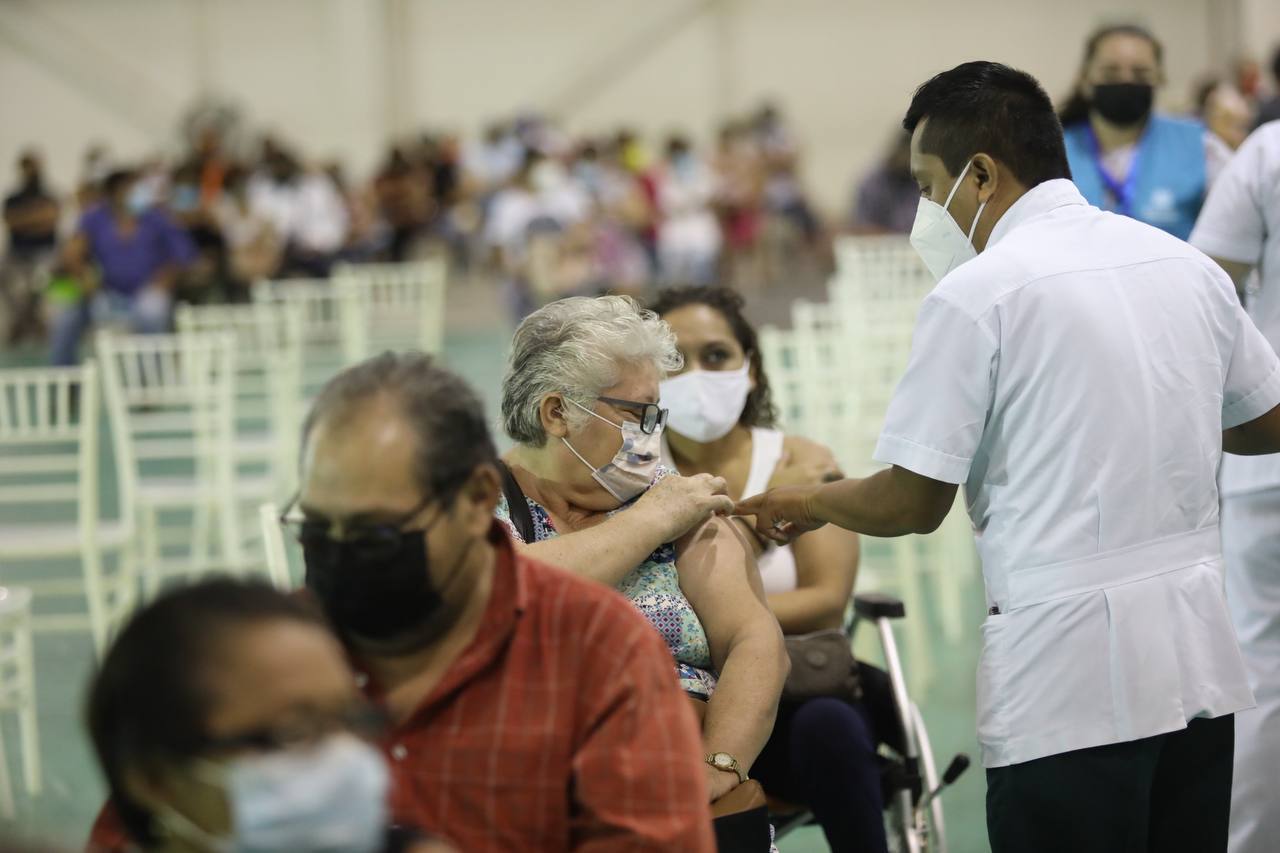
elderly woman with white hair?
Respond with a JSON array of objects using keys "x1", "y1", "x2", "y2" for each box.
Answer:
[{"x1": 498, "y1": 294, "x2": 789, "y2": 809}]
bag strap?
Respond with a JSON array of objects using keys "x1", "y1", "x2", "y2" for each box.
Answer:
[{"x1": 496, "y1": 460, "x2": 537, "y2": 544}]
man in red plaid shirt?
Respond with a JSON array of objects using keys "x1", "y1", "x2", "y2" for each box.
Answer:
[{"x1": 89, "y1": 353, "x2": 713, "y2": 852}]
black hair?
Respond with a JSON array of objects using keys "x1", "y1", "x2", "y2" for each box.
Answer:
[
  {"x1": 649, "y1": 286, "x2": 778, "y2": 429},
  {"x1": 302, "y1": 351, "x2": 499, "y2": 505},
  {"x1": 1058, "y1": 24, "x2": 1165, "y2": 126},
  {"x1": 102, "y1": 169, "x2": 136, "y2": 198},
  {"x1": 85, "y1": 578, "x2": 324, "y2": 844},
  {"x1": 903, "y1": 61, "x2": 1071, "y2": 188},
  {"x1": 1271, "y1": 45, "x2": 1280, "y2": 85}
]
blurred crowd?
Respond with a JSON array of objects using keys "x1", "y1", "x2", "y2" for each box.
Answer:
[{"x1": 0, "y1": 102, "x2": 826, "y2": 361}]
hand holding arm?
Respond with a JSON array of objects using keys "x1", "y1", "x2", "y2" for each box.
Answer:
[
  {"x1": 736, "y1": 465, "x2": 957, "y2": 541},
  {"x1": 514, "y1": 473, "x2": 734, "y2": 587}
]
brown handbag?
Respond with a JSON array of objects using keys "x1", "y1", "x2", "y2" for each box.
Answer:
[{"x1": 782, "y1": 628, "x2": 862, "y2": 703}]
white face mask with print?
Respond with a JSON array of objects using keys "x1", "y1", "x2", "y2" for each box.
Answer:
[
  {"x1": 659, "y1": 364, "x2": 751, "y2": 443},
  {"x1": 561, "y1": 398, "x2": 663, "y2": 504},
  {"x1": 909, "y1": 158, "x2": 988, "y2": 282}
]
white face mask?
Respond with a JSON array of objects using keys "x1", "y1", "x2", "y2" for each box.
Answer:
[
  {"x1": 562, "y1": 398, "x2": 663, "y2": 504},
  {"x1": 659, "y1": 364, "x2": 751, "y2": 443},
  {"x1": 157, "y1": 733, "x2": 389, "y2": 853},
  {"x1": 909, "y1": 159, "x2": 988, "y2": 282}
]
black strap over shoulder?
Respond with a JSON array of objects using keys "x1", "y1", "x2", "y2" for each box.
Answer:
[{"x1": 496, "y1": 460, "x2": 537, "y2": 544}]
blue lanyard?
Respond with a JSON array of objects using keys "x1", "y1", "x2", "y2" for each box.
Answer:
[{"x1": 1086, "y1": 125, "x2": 1142, "y2": 217}]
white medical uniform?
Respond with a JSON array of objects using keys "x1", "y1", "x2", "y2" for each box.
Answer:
[
  {"x1": 874, "y1": 178, "x2": 1280, "y2": 769},
  {"x1": 1189, "y1": 121, "x2": 1280, "y2": 853}
]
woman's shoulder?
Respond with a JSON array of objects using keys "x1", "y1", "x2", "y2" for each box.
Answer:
[{"x1": 780, "y1": 433, "x2": 839, "y2": 468}]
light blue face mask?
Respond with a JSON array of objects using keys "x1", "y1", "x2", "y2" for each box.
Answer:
[{"x1": 157, "y1": 733, "x2": 389, "y2": 853}]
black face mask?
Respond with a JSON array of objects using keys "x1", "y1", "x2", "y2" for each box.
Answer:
[
  {"x1": 302, "y1": 511, "x2": 465, "y2": 655},
  {"x1": 1091, "y1": 83, "x2": 1155, "y2": 127}
]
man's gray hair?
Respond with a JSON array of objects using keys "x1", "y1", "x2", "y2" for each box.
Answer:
[
  {"x1": 302, "y1": 351, "x2": 497, "y2": 499},
  {"x1": 502, "y1": 295, "x2": 682, "y2": 446}
]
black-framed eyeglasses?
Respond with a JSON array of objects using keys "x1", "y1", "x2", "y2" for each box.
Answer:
[
  {"x1": 199, "y1": 702, "x2": 390, "y2": 754},
  {"x1": 597, "y1": 396, "x2": 668, "y2": 434},
  {"x1": 279, "y1": 492, "x2": 436, "y2": 561}
]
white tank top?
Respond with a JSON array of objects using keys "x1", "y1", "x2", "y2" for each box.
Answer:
[
  {"x1": 660, "y1": 428, "x2": 799, "y2": 594},
  {"x1": 741, "y1": 428, "x2": 799, "y2": 595}
]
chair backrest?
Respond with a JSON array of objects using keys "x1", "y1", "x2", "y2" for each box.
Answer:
[
  {"x1": 175, "y1": 301, "x2": 304, "y2": 445},
  {"x1": 334, "y1": 260, "x2": 447, "y2": 357},
  {"x1": 252, "y1": 277, "x2": 362, "y2": 394},
  {"x1": 95, "y1": 331, "x2": 237, "y2": 506},
  {"x1": 258, "y1": 502, "x2": 293, "y2": 589},
  {"x1": 0, "y1": 362, "x2": 101, "y2": 533}
]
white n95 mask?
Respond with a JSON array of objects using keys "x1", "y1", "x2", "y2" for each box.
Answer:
[
  {"x1": 659, "y1": 364, "x2": 751, "y2": 443},
  {"x1": 562, "y1": 398, "x2": 663, "y2": 504},
  {"x1": 157, "y1": 733, "x2": 390, "y2": 853},
  {"x1": 909, "y1": 159, "x2": 987, "y2": 282}
]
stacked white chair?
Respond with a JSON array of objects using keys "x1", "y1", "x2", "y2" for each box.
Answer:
[
  {"x1": 96, "y1": 331, "x2": 255, "y2": 594},
  {"x1": 334, "y1": 259, "x2": 448, "y2": 358},
  {"x1": 252, "y1": 277, "x2": 362, "y2": 398},
  {"x1": 175, "y1": 301, "x2": 305, "y2": 500},
  {"x1": 0, "y1": 360, "x2": 133, "y2": 653},
  {"x1": 0, "y1": 586, "x2": 39, "y2": 818},
  {"x1": 758, "y1": 238, "x2": 982, "y2": 689}
]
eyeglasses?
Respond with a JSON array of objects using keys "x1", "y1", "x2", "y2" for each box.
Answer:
[
  {"x1": 200, "y1": 702, "x2": 390, "y2": 754},
  {"x1": 597, "y1": 396, "x2": 668, "y2": 434},
  {"x1": 279, "y1": 493, "x2": 435, "y2": 561}
]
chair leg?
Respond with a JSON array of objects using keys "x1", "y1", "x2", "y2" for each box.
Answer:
[
  {"x1": 15, "y1": 620, "x2": 41, "y2": 795},
  {"x1": 139, "y1": 505, "x2": 163, "y2": 600},
  {"x1": 190, "y1": 499, "x2": 212, "y2": 575},
  {"x1": 80, "y1": 543, "x2": 110, "y2": 656},
  {"x1": 0, "y1": 716, "x2": 14, "y2": 820}
]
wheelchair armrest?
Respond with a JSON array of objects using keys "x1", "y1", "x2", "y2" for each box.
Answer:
[{"x1": 853, "y1": 592, "x2": 906, "y2": 621}]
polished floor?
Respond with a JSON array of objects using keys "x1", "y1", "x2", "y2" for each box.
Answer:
[{"x1": 0, "y1": 277, "x2": 990, "y2": 852}]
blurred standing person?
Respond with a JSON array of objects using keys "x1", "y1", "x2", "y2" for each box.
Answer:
[
  {"x1": 374, "y1": 147, "x2": 430, "y2": 262},
  {"x1": 712, "y1": 121, "x2": 763, "y2": 283},
  {"x1": 1253, "y1": 48, "x2": 1280, "y2": 129},
  {"x1": 1189, "y1": 120, "x2": 1280, "y2": 853},
  {"x1": 1, "y1": 150, "x2": 60, "y2": 344},
  {"x1": 1196, "y1": 80, "x2": 1255, "y2": 185},
  {"x1": 655, "y1": 136, "x2": 721, "y2": 286},
  {"x1": 849, "y1": 131, "x2": 920, "y2": 234},
  {"x1": 1059, "y1": 24, "x2": 1211, "y2": 239},
  {"x1": 484, "y1": 150, "x2": 544, "y2": 319},
  {"x1": 51, "y1": 168, "x2": 195, "y2": 365}
]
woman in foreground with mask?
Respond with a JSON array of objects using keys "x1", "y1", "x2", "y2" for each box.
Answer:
[
  {"x1": 498, "y1": 295, "x2": 788, "y2": 817},
  {"x1": 1057, "y1": 23, "x2": 1210, "y2": 239},
  {"x1": 652, "y1": 286, "x2": 890, "y2": 853},
  {"x1": 85, "y1": 578, "x2": 450, "y2": 853}
]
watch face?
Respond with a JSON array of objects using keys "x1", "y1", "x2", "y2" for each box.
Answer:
[{"x1": 714, "y1": 754, "x2": 732, "y2": 768}]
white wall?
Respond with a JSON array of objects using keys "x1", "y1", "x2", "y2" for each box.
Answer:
[{"x1": 0, "y1": 0, "x2": 1269, "y2": 215}]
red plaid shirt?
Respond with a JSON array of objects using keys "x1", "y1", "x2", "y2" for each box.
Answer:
[{"x1": 89, "y1": 526, "x2": 714, "y2": 852}]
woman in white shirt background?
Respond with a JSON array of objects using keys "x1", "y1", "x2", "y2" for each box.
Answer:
[{"x1": 651, "y1": 285, "x2": 895, "y2": 853}]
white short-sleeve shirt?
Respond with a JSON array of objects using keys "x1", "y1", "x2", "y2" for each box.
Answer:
[
  {"x1": 1190, "y1": 121, "x2": 1280, "y2": 497},
  {"x1": 875, "y1": 178, "x2": 1280, "y2": 767}
]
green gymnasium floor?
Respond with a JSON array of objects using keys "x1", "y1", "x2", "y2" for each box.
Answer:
[{"x1": 0, "y1": 280, "x2": 990, "y2": 852}]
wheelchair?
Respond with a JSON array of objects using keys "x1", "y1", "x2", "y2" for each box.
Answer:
[{"x1": 771, "y1": 592, "x2": 970, "y2": 853}]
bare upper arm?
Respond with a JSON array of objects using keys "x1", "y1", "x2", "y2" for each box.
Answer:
[
  {"x1": 1224, "y1": 403, "x2": 1280, "y2": 455},
  {"x1": 675, "y1": 517, "x2": 774, "y2": 669},
  {"x1": 789, "y1": 524, "x2": 858, "y2": 601}
]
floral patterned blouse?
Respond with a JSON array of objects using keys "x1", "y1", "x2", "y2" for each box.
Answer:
[{"x1": 495, "y1": 469, "x2": 718, "y2": 699}]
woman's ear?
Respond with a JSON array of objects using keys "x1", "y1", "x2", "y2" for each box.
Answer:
[{"x1": 540, "y1": 394, "x2": 571, "y2": 439}]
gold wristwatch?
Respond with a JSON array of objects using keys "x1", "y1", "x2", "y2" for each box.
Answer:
[{"x1": 705, "y1": 751, "x2": 748, "y2": 784}]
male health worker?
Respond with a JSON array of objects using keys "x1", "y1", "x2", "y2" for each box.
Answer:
[
  {"x1": 738, "y1": 63, "x2": 1280, "y2": 853},
  {"x1": 1190, "y1": 120, "x2": 1280, "y2": 853}
]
